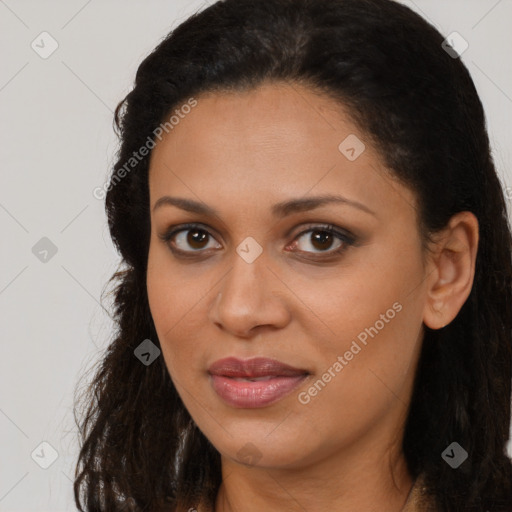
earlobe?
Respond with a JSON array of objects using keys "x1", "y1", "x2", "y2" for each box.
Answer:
[{"x1": 422, "y1": 212, "x2": 479, "y2": 330}]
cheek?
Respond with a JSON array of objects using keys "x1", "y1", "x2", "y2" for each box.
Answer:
[
  {"x1": 298, "y1": 318, "x2": 422, "y2": 451},
  {"x1": 146, "y1": 247, "x2": 200, "y2": 372},
  {"x1": 293, "y1": 252, "x2": 425, "y2": 441},
  {"x1": 285, "y1": 239, "x2": 423, "y2": 363}
]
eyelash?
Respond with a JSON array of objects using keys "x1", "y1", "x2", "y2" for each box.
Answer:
[{"x1": 158, "y1": 222, "x2": 356, "y2": 261}]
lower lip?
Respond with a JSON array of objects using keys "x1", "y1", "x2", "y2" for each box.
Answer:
[{"x1": 210, "y1": 374, "x2": 308, "y2": 408}]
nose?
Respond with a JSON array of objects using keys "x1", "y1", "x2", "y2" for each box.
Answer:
[{"x1": 208, "y1": 252, "x2": 291, "y2": 338}]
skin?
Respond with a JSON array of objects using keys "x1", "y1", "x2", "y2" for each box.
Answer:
[{"x1": 146, "y1": 81, "x2": 479, "y2": 512}]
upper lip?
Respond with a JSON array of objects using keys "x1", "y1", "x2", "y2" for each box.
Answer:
[{"x1": 208, "y1": 357, "x2": 309, "y2": 378}]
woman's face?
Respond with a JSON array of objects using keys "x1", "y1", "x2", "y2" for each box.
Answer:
[{"x1": 147, "y1": 82, "x2": 429, "y2": 470}]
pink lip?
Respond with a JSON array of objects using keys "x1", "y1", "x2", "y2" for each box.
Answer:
[{"x1": 208, "y1": 357, "x2": 309, "y2": 408}]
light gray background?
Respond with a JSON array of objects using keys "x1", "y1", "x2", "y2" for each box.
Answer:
[{"x1": 1, "y1": 1, "x2": 511, "y2": 510}]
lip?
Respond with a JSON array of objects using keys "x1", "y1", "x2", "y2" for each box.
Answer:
[{"x1": 208, "y1": 357, "x2": 309, "y2": 408}]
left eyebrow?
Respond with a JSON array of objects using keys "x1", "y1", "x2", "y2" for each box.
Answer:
[
  {"x1": 271, "y1": 194, "x2": 376, "y2": 217},
  {"x1": 152, "y1": 194, "x2": 376, "y2": 217}
]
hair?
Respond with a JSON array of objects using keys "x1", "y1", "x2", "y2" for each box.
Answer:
[{"x1": 73, "y1": 0, "x2": 512, "y2": 510}]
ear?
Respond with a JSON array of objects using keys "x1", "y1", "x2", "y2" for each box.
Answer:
[{"x1": 422, "y1": 211, "x2": 479, "y2": 330}]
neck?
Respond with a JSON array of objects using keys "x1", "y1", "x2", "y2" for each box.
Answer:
[{"x1": 213, "y1": 435, "x2": 413, "y2": 512}]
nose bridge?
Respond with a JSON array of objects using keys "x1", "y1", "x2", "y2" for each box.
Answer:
[
  {"x1": 219, "y1": 243, "x2": 268, "y2": 308},
  {"x1": 210, "y1": 244, "x2": 289, "y2": 334}
]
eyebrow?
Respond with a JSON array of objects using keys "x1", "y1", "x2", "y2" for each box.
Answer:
[{"x1": 153, "y1": 194, "x2": 376, "y2": 218}]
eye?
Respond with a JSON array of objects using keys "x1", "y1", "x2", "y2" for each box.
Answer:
[
  {"x1": 287, "y1": 224, "x2": 355, "y2": 258},
  {"x1": 159, "y1": 223, "x2": 221, "y2": 254},
  {"x1": 158, "y1": 223, "x2": 356, "y2": 259}
]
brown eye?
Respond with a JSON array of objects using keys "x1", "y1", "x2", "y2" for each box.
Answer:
[
  {"x1": 185, "y1": 228, "x2": 209, "y2": 249},
  {"x1": 159, "y1": 222, "x2": 355, "y2": 260},
  {"x1": 171, "y1": 227, "x2": 220, "y2": 252},
  {"x1": 302, "y1": 230, "x2": 339, "y2": 252},
  {"x1": 158, "y1": 223, "x2": 223, "y2": 255},
  {"x1": 290, "y1": 225, "x2": 354, "y2": 256}
]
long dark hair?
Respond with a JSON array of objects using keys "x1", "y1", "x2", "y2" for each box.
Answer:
[{"x1": 73, "y1": 0, "x2": 512, "y2": 510}]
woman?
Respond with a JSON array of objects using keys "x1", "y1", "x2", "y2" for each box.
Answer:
[{"x1": 73, "y1": 0, "x2": 512, "y2": 510}]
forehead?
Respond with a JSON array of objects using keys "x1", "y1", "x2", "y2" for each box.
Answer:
[
  {"x1": 150, "y1": 82, "x2": 355, "y2": 168},
  {"x1": 148, "y1": 82, "x2": 417, "y2": 223}
]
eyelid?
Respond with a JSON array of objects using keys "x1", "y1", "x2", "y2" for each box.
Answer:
[
  {"x1": 290, "y1": 223, "x2": 356, "y2": 243},
  {"x1": 157, "y1": 222, "x2": 222, "y2": 252},
  {"x1": 158, "y1": 222, "x2": 356, "y2": 258}
]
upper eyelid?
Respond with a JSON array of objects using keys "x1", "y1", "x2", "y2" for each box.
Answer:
[{"x1": 161, "y1": 222, "x2": 355, "y2": 250}]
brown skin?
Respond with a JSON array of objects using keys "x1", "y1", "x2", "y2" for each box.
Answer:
[{"x1": 146, "y1": 82, "x2": 479, "y2": 512}]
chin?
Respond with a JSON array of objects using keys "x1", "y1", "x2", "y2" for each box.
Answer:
[{"x1": 203, "y1": 425, "x2": 313, "y2": 469}]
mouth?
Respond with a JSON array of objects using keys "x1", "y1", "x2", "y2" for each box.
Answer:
[{"x1": 208, "y1": 357, "x2": 310, "y2": 408}]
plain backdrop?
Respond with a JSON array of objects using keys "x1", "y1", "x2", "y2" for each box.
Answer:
[{"x1": 1, "y1": 1, "x2": 511, "y2": 510}]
